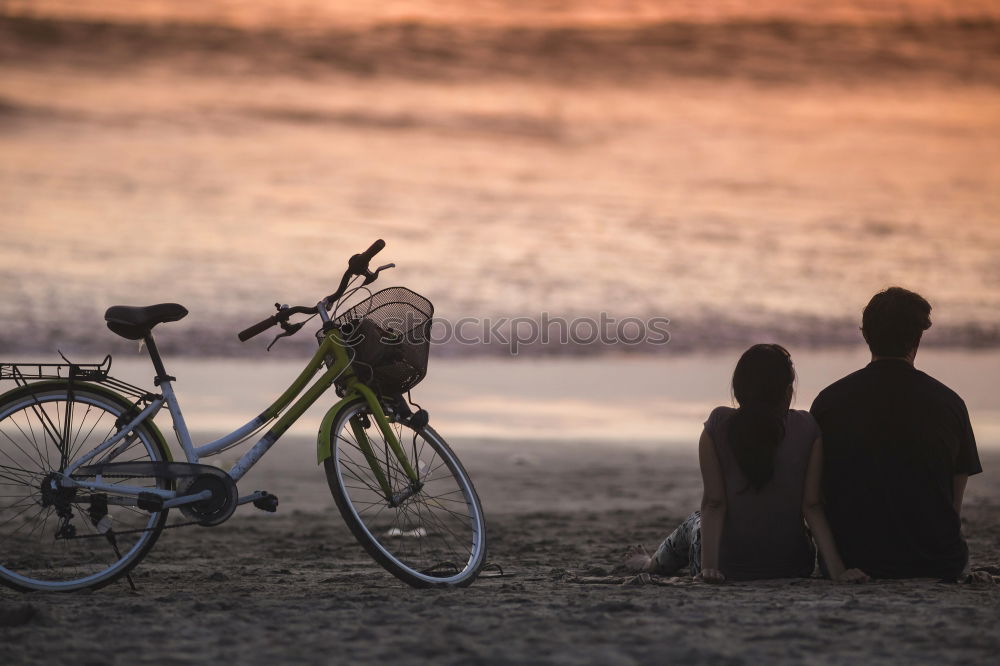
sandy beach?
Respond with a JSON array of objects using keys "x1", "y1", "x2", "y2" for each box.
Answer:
[
  {"x1": 2, "y1": 1, "x2": 999, "y2": 662},
  {"x1": 2, "y1": 350, "x2": 999, "y2": 664},
  {"x1": 1, "y1": 433, "x2": 998, "y2": 665}
]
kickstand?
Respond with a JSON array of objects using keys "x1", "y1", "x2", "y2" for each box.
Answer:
[{"x1": 105, "y1": 531, "x2": 138, "y2": 592}]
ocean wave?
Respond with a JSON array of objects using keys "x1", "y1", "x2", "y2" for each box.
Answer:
[
  {"x1": 0, "y1": 94, "x2": 68, "y2": 122},
  {"x1": 241, "y1": 106, "x2": 569, "y2": 141},
  {"x1": 1, "y1": 314, "x2": 996, "y2": 359},
  {"x1": 2, "y1": 15, "x2": 999, "y2": 85}
]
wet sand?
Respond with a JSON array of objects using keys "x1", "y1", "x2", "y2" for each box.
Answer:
[{"x1": 1, "y1": 437, "x2": 998, "y2": 665}]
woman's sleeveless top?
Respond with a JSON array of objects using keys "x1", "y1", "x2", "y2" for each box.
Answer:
[{"x1": 704, "y1": 406, "x2": 818, "y2": 580}]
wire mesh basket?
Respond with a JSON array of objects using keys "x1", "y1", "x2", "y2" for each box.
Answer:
[{"x1": 334, "y1": 287, "x2": 434, "y2": 395}]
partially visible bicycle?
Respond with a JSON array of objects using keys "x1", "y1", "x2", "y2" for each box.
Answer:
[{"x1": 0, "y1": 240, "x2": 487, "y2": 592}]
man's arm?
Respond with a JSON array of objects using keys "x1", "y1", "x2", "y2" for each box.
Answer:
[
  {"x1": 953, "y1": 473, "x2": 969, "y2": 518},
  {"x1": 954, "y1": 399, "x2": 982, "y2": 477}
]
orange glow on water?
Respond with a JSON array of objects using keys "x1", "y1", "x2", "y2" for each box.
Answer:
[{"x1": 1, "y1": 0, "x2": 998, "y2": 354}]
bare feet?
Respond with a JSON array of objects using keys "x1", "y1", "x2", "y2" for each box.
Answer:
[
  {"x1": 963, "y1": 571, "x2": 995, "y2": 586},
  {"x1": 620, "y1": 544, "x2": 653, "y2": 573}
]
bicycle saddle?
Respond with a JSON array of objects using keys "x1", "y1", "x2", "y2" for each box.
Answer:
[{"x1": 105, "y1": 303, "x2": 189, "y2": 340}]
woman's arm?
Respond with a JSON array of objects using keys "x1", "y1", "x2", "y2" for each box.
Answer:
[
  {"x1": 802, "y1": 436, "x2": 868, "y2": 583},
  {"x1": 698, "y1": 428, "x2": 727, "y2": 583}
]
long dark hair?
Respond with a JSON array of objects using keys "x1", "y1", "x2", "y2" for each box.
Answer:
[{"x1": 726, "y1": 344, "x2": 795, "y2": 492}]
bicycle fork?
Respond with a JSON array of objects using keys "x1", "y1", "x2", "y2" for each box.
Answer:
[{"x1": 349, "y1": 382, "x2": 422, "y2": 506}]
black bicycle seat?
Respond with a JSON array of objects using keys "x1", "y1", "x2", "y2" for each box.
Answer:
[{"x1": 105, "y1": 303, "x2": 188, "y2": 340}]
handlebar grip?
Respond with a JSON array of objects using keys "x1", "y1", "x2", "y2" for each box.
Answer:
[
  {"x1": 348, "y1": 239, "x2": 386, "y2": 275},
  {"x1": 361, "y1": 239, "x2": 385, "y2": 260},
  {"x1": 237, "y1": 316, "x2": 277, "y2": 342}
]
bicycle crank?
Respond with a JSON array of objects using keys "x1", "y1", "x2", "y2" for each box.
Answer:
[{"x1": 177, "y1": 473, "x2": 238, "y2": 526}]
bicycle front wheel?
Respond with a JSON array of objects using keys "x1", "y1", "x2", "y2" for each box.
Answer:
[
  {"x1": 0, "y1": 383, "x2": 170, "y2": 592},
  {"x1": 325, "y1": 399, "x2": 487, "y2": 587}
]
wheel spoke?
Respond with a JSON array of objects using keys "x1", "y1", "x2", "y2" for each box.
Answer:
[
  {"x1": 25, "y1": 394, "x2": 61, "y2": 470},
  {"x1": 69, "y1": 407, "x2": 114, "y2": 466},
  {"x1": 0, "y1": 465, "x2": 40, "y2": 486},
  {"x1": 0, "y1": 417, "x2": 50, "y2": 475}
]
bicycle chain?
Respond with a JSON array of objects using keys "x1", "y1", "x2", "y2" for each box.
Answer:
[
  {"x1": 61, "y1": 471, "x2": 207, "y2": 539},
  {"x1": 60, "y1": 519, "x2": 200, "y2": 540}
]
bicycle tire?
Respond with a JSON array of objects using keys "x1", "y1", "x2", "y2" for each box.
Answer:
[
  {"x1": 324, "y1": 399, "x2": 487, "y2": 587},
  {"x1": 0, "y1": 382, "x2": 170, "y2": 592}
]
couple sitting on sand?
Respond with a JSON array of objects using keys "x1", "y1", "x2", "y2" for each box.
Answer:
[{"x1": 624, "y1": 287, "x2": 982, "y2": 584}]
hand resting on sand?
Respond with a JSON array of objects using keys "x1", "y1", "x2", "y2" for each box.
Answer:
[
  {"x1": 695, "y1": 568, "x2": 726, "y2": 584},
  {"x1": 833, "y1": 567, "x2": 870, "y2": 583}
]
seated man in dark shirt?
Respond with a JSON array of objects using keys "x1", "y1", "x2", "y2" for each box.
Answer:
[{"x1": 810, "y1": 287, "x2": 982, "y2": 580}]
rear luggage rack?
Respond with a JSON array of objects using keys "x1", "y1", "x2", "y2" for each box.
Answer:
[
  {"x1": 1, "y1": 354, "x2": 112, "y2": 382},
  {"x1": 0, "y1": 354, "x2": 155, "y2": 400}
]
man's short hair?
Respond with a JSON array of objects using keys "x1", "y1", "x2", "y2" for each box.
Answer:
[{"x1": 862, "y1": 287, "x2": 932, "y2": 357}]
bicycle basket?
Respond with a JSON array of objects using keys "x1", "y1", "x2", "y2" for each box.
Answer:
[{"x1": 334, "y1": 287, "x2": 434, "y2": 395}]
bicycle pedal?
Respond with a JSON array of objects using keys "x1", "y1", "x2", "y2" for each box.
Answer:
[{"x1": 252, "y1": 493, "x2": 279, "y2": 513}]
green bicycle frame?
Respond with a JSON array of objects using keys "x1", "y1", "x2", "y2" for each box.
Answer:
[{"x1": 227, "y1": 328, "x2": 419, "y2": 499}]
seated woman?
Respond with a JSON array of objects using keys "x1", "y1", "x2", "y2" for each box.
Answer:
[{"x1": 624, "y1": 343, "x2": 867, "y2": 583}]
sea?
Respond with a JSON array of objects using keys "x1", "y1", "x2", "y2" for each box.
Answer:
[{"x1": 0, "y1": 1, "x2": 997, "y2": 444}]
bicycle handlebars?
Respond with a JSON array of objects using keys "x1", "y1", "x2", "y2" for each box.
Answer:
[{"x1": 237, "y1": 239, "x2": 388, "y2": 343}]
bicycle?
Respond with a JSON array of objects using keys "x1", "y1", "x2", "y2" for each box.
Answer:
[{"x1": 0, "y1": 240, "x2": 487, "y2": 592}]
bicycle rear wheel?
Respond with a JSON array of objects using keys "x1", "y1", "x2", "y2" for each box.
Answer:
[
  {"x1": 0, "y1": 383, "x2": 170, "y2": 592},
  {"x1": 324, "y1": 399, "x2": 487, "y2": 587}
]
